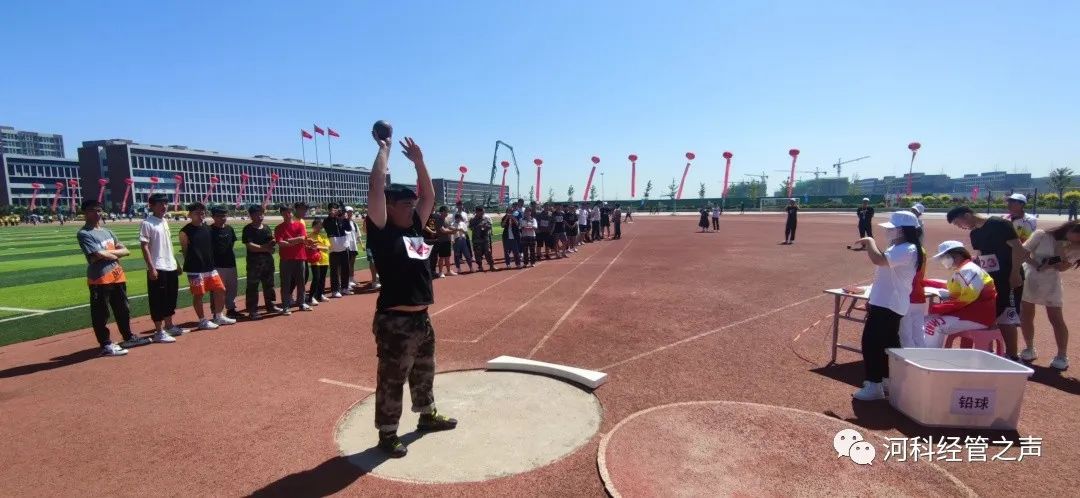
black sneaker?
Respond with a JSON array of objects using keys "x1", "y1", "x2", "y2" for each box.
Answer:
[
  {"x1": 378, "y1": 432, "x2": 408, "y2": 458},
  {"x1": 119, "y1": 336, "x2": 152, "y2": 348},
  {"x1": 417, "y1": 409, "x2": 458, "y2": 432},
  {"x1": 266, "y1": 304, "x2": 283, "y2": 314}
]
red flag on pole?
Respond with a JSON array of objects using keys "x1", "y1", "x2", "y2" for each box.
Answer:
[
  {"x1": 313, "y1": 125, "x2": 325, "y2": 136},
  {"x1": 327, "y1": 128, "x2": 340, "y2": 138},
  {"x1": 301, "y1": 129, "x2": 314, "y2": 139}
]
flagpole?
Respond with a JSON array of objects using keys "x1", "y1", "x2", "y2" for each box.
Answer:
[
  {"x1": 301, "y1": 135, "x2": 306, "y2": 165},
  {"x1": 313, "y1": 130, "x2": 320, "y2": 167},
  {"x1": 327, "y1": 134, "x2": 333, "y2": 166}
]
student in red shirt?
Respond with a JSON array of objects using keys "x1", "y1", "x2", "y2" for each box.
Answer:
[{"x1": 274, "y1": 204, "x2": 311, "y2": 314}]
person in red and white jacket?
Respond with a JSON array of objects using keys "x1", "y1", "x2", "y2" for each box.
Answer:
[{"x1": 919, "y1": 240, "x2": 998, "y2": 348}]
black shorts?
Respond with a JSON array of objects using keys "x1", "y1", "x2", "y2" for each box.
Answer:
[
  {"x1": 435, "y1": 240, "x2": 452, "y2": 258},
  {"x1": 601, "y1": 218, "x2": 610, "y2": 227},
  {"x1": 567, "y1": 225, "x2": 578, "y2": 236}
]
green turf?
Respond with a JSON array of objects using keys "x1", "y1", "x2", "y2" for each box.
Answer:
[{"x1": 0, "y1": 219, "x2": 498, "y2": 346}]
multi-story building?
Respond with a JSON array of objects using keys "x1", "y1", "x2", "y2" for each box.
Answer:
[
  {"x1": 0, "y1": 153, "x2": 82, "y2": 211},
  {"x1": 1, "y1": 126, "x2": 66, "y2": 158},
  {"x1": 430, "y1": 178, "x2": 507, "y2": 207},
  {"x1": 77, "y1": 139, "x2": 374, "y2": 212}
]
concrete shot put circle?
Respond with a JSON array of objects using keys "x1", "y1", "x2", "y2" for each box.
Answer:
[
  {"x1": 598, "y1": 401, "x2": 976, "y2": 497},
  {"x1": 335, "y1": 370, "x2": 602, "y2": 483}
]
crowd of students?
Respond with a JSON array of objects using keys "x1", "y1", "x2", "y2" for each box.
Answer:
[
  {"x1": 77, "y1": 194, "x2": 372, "y2": 356},
  {"x1": 849, "y1": 194, "x2": 1080, "y2": 401}
]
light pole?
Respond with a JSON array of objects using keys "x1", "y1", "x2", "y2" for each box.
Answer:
[{"x1": 601, "y1": 172, "x2": 605, "y2": 201}]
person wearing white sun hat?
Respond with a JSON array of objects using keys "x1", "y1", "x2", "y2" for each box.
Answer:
[
  {"x1": 850, "y1": 211, "x2": 925, "y2": 401},
  {"x1": 919, "y1": 241, "x2": 998, "y2": 348}
]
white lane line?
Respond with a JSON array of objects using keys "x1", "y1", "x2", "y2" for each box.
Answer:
[
  {"x1": 599, "y1": 292, "x2": 828, "y2": 371},
  {"x1": 444, "y1": 250, "x2": 604, "y2": 344},
  {"x1": 0, "y1": 306, "x2": 50, "y2": 313},
  {"x1": 527, "y1": 238, "x2": 635, "y2": 358},
  {"x1": 318, "y1": 378, "x2": 376, "y2": 391},
  {"x1": 429, "y1": 268, "x2": 530, "y2": 318}
]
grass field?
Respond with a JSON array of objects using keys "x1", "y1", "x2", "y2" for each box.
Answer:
[{"x1": 0, "y1": 218, "x2": 505, "y2": 346}]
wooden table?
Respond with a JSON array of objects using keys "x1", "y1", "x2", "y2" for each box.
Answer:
[{"x1": 823, "y1": 286, "x2": 946, "y2": 365}]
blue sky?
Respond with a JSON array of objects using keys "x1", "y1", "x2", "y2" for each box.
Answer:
[{"x1": 5, "y1": 1, "x2": 1077, "y2": 199}]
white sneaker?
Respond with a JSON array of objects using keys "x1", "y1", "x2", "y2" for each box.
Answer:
[
  {"x1": 319, "y1": 296, "x2": 330, "y2": 303},
  {"x1": 1050, "y1": 356, "x2": 1069, "y2": 370},
  {"x1": 153, "y1": 331, "x2": 177, "y2": 343},
  {"x1": 852, "y1": 381, "x2": 886, "y2": 401},
  {"x1": 300, "y1": 304, "x2": 313, "y2": 311},
  {"x1": 307, "y1": 297, "x2": 320, "y2": 306},
  {"x1": 331, "y1": 292, "x2": 342, "y2": 298},
  {"x1": 1019, "y1": 347, "x2": 1038, "y2": 362},
  {"x1": 436, "y1": 272, "x2": 445, "y2": 278},
  {"x1": 371, "y1": 282, "x2": 381, "y2": 290},
  {"x1": 101, "y1": 344, "x2": 129, "y2": 356},
  {"x1": 447, "y1": 271, "x2": 458, "y2": 276},
  {"x1": 166, "y1": 326, "x2": 187, "y2": 336},
  {"x1": 348, "y1": 281, "x2": 357, "y2": 288},
  {"x1": 213, "y1": 315, "x2": 236, "y2": 326},
  {"x1": 198, "y1": 319, "x2": 220, "y2": 330}
]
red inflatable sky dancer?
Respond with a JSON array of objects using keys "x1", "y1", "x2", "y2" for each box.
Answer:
[
  {"x1": 455, "y1": 166, "x2": 468, "y2": 203},
  {"x1": 534, "y1": 158, "x2": 543, "y2": 202},
  {"x1": 907, "y1": 142, "x2": 921, "y2": 196},
  {"x1": 722, "y1": 152, "x2": 734, "y2": 198},
  {"x1": 676, "y1": 152, "x2": 695, "y2": 200},
  {"x1": 499, "y1": 160, "x2": 510, "y2": 203},
  {"x1": 236, "y1": 173, "x2": 250, "y2": 208},
  {"x1": 29, "y1": 183, "x2": 42, "y2": 210},
  {"x1": 583, "y1": 156, "x2": 600, "y2": 202},
  {"x1": 67, "y1": 178, "x2": 79, "y2": 212},
  {"x1": 96, "y1": 178, "x2": 109, "y2": 203},
  {"x1": 203, "y1": 176, "x2": 220, "y2": 204},
  {"x1": 119, "y1": 178, "x2": 133, "y2": 212},
  {"x1": 51, "y1": 181, "x2": 64, "y2": 213},
  {"x1": 172, "y1": 175, "x2": 184, "y2": 210},
  {"x1": 628, "y1": 154, "x2": 638, "y2": 198},
  {"x1": 262, "y1": 172, "x2": 280, "y2": 209},
  {"x1": 787, "y1": 149, "x2": 800, "y2": 198}
]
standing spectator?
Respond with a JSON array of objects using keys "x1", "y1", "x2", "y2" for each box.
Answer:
[
  {"x1": 590, "y1": 203, "x2": 601, "y2": 241},
  {"x1": 435, "y1": 206, "x2": 456, "y2": 276},
  {"x1": 78, "y1": 199, "x2": 151, "y2": 356},
  {"x1": 698, "y1": 206, "x2": 710, "y2": 233},
  {"x1": 1068, "y1": 200, "x2": 1078, "y2": 222},
  {"x1": 612, "y1": 203, "x2": 623, "y2": 240},
  {"x1": 536, "y1": 205, "x2": 554, "y2": 259},
  {"x1": 1018, "y1": 222, "x2": 1080, "y2": 370},
  {"x1": 275, "y1": 204, "x2": 311, "y2": 315},
  {"x1": 501, "y1": 206, "x2": 522, "y2": 268},
  {"x1": 423, "y1": 209, "x2": 440, "y2": 276},
  {"x1": 139, "y1": 193, "x2": 183, "y2": 343},
  {"x1": 564, "y1": 203, "x2": 579, "y2": 253},
  {"x1": 600, "y1": 202, "x2": 612, "y2": 238},
  {"x1": 470, "y1": 206, "x2": 496, "y2": 271},
  {"x1": 739, "y1": 202, "x2": 745, "y2": 214},
  {"x1": 363, "y1": 211, "x2": 381, "y2": 290},
  {"x1": 451, "y1": 212, "x2": 474, "y2": 273},
  {"x1": 325, "y1": 203, "x2": 351, "y2": 298},
  {"x1": 209, "y1": 206, "x2": 240, "y2": 318},
  {"x1": 578, "y1": 203, "x2": 591, "y2": 244},
  {"x1": 624, "y1": 205, "x2": 633, "y2": 223},
  {"x1": 782, "y1": 199, "x2": 799, "y2": 245},
  {"x1": 552, "y1": 205, "x2": 568, "y2": 258},
  {"x1": 242, "y1": 205, "x2": 280, "y2": 320},
  {"x1": 521, "y1": 208, "x2": 538, "y2": 267},
  {"x1": 711, "y1": 204, "x2": 720, "y2": 231},
  {"x1": 856, "y1": 198, "x2": 874, "y2": 238},
  {"x1": 344, "y1": 206, "x2": 360, "y2": 289},
  {"x1": 179, "y1": 203, "x2": 236, "y2": 330},
  {"x1": 1004, "y1": 193, "x2": 1038, "y2": 242},
  {"x1": 365, "y1": 135, "x2": 456, "y2": 458},
  {"x1": 947, "y1": 206, "x2": 1028, "y2": 359},
  {"x1": 307, "y1": 219, "x2": 331, "y2": 304},
  {"x1": 850, "y1": 211, "x2": 923, "y2": 400}
]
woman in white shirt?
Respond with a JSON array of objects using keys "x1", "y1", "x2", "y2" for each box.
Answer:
[
  {"x1": 451, "y1": 212, "x2": 474, "y2": 273},
  {"x1": 849, "y1": 211, "x2": 924, "y2": 401},
  {"x1": 1019, "y1": 221, "x2": 1080, "y2": 370},
  {"x1": 521, "y1": 208, "x2": 539, "y2": 267}
]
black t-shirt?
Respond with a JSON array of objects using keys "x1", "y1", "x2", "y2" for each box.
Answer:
[
  {"x1": 970, "y1": 216, "x2": 1019, "y2": 281},
  {"x1": 210, "y1": 224, "x2": 237, "y2": 268},
  {"x1": 856, "y1": 206, "x2": 875, "y2": 224},
  {"x1": 242, "y1": 223, "x2": 274, "y2": 260},
  {"x1": 552, "y1": 212, "x2": 566, "y2": 233},
  {"x1": 600, "y1": 207, "x2": 611, "y2": 223},
  {"x1": 180, "y1": 223, "x2": 215, "y2": 273},
  {"x1": 564, "y1": 211, "x2": 578, "y2": 226},
  {"x1": 324, "y1": 215, "x2": 347, "y2": 237},
  {"x1": 501, "y1": 214, "x2": 520, "y2": 240},
  {"x1": 536, "y1": 212, "x2": 553, "y2": 233},
  {"x1": 366, "y1": 212, "x2": 434, "y2": 310},
  {"x1": 786, "y1": 205, "x2": 799, "y2": 220}
]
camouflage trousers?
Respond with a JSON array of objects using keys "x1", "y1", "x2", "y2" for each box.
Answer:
[{"x1": 373, "y1": 309, "x2": 436, "y2": 432}]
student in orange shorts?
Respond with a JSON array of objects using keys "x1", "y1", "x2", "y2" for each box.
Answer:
[{"x1": 179, "y1": 202, "x2": 236, "y2": 330}]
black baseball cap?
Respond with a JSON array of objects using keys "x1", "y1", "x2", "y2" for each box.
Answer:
[{"x1": 210, "y1": 206, "x2": 228, "y2": 216}]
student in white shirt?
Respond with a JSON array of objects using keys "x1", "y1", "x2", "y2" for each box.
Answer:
[
  {"x1": 849, "y1": 211, "x2": 924, "y2": 401},
  {"x1": 139, "y1": 194, "x2": 183, "y2": 343}
]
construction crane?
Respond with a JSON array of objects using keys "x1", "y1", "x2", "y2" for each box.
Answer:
[
  {"x1": 832, "y1": 156, "x2": 870, "y2": 177},
  {"x1": 774, "y1": 166, "x2": 831, "y2": 195}
]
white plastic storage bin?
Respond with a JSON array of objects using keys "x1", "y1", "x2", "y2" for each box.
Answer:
[{"x1": 886, "y1": 348, "x2": 1034, "y2": 430}]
